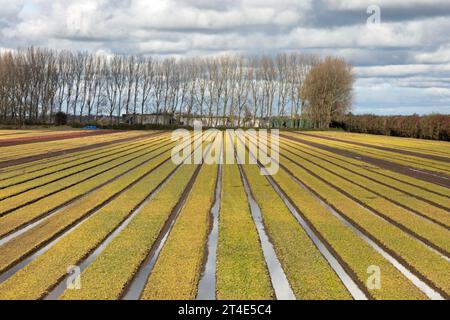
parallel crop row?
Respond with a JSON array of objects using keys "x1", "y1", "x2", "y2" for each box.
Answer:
[
  {"x1": 215, "y1": 135, "x2": 274, "y2": 300},
  {"x1": 61, "y1": 164, "x2": 199, "y2": 300},
  {"x1": 0, "y1": 157, "x2": 183, "y2": 299},
  {"x1": 278, "y1": 156, "x2": 450, "y2": 296},
  {"x1": 286, "y1": 133, "x2": 450, "y2": 175},
  {"x1": 0, "y1": 147, "x2": 179, "y2": 275},
  {"x1": 0, "y1": 131, "x2": 146, "y2": 162},
  {"x1": 279, "y1": 148, "x2": 450, "y2": 254},
  {"x1": 280, "y1": 140, "x2": 450, "y2": 227},
  {"x1": 0, "y1": 138, "x2": 171, "y2": 215},
  {"x1": 280, "y1": 138, "x2": 450, "y2": 209},
  {"x1": 0, "y1": 135, "x2": 167, "y2": 185}
]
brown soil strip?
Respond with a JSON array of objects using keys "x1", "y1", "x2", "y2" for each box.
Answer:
[
  {"x1": 298, "y1": 132, "x2": 450, "y2": 163},
  {"x1": 0, "y1": 130, "x2": 118, "y2": 147},
  {"x1": 0, "y1": 131, "x2": 166, "y2": 169},
  {"x1": 279, "y1": 145, "x2": 450, "y2": 229},
  {"x1": 280, "y1": 134, "x2": 450, "y2": 189}
]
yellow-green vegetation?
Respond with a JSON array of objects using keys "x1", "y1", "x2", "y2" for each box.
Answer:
[
  {"x1": 268, "y1": 167, "x2": 426, "y2": 300},
  {"x1": 0, "y1": 137, "x2": 167, "y2": 200},
  {"x1": 0, "y1": 139, "x2": 174, "y2": 217},
  {"x1": 280, "y1": 141, "x2": 450, "y2": 227},
  {"x1": 285, "y1": 132, "x2": 450, "y2": 175},
  {"x1": 61, "y1": 164, "x2": 198, "y2": 300},
  {"x1": 0, "y1": 131, "x2": 149, "y2": 162},
  {"x1": 305, "y1": 131, "x2": 450, "y2": 158},
  {"x1": 280, "y1": 135, "x2": 450, "y2": 197},
  {"x1": 0, "y1": 141, "x2": 177, "y2": 238},
  {"x1": 278, "y1": 150, "x2": 450, "y2": 254},
  {"x1": 280, "y1": 139, "x2": 450, "y2": 209},
  {"x1": 242, "y1": 163, "x2": 352, "y2": 300},
  {"x1": 0, "y1": 149, "x2": 178, "y2": 274},
  {"x1": 216, "y1": 139, "x2": 274, "y2": 300},
  {"x1": 279, "y1": 156, "x2": 450, "y2": 296},
  {"x1": 141, "y1": 162, "x2": 218, "y2": 299},
  {"x1": 0, "y1": 135, "x2": 168, "y2": 185},
  {"x1": 0, "y1": 160, "x2": 180, "y2": 300}
]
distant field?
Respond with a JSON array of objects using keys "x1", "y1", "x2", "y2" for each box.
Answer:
[{"x1": 0, "y1": 129, "x2": 448, "y2": 300}]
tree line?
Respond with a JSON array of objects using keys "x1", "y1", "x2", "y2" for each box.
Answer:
[
  {"x1": 337, "y1": 114, "x2": 450, "y2": 141},
  {"x1": 0, "y1": 47, "x2": 354, "y2": 128}
]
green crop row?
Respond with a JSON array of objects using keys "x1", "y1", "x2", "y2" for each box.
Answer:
[
  {"x1": 0, "y1": 140, "x2": 177, "y2": 238},
  {"x1": 280, "y1": 138, "x2": 450, "y2": 209},
  {"x1": 215, "y1": 135, "x2": 274, "y2": 300},
  {"x1": 0, "y1": 159, "x2": 181, "y2": 299},
  {"x1": 279, "y1": 135, "x2": 450, "y2": 198},
  {"x1": 278, "y1": 156, "x2": 450, "y2": 296},
  {"x1": 279, "y1": 150, "x2": 450, "y2": 254},
  {"x1": 0, "y1": 135, "x2": 167, "y2": 185},
  {"x1": 285, "y1": 133, "x2": 450, "y2": 175},
  {"x1": 61, "y1": 164, "x2": 199, "y2": 300},
  {"x1": 0, "y1": 149, "x2": 179, "y2": 275},
  {"x1": 280, "y1": 141, "x2": 450, "y2": 228},
  {"x1": 0, "y1": 138, "x2": 172, "y2": 215}
]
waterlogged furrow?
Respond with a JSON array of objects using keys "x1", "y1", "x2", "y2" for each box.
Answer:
[
  {"x1": 280, "y1": 150, "x2": 450, "y2": 254},
  {"x1": 280, "y1": 142, "x2": 450, "y2": 228},
  {"x1": 216, "y1": 136, "x2": 274, "y2": 300},
  {"x1": 0, "y1": 149, "x2": 178, "y2": 275},
  {"x1": 0, "y1": 141, "x2": 176, "y2": 238},
  {"x1": 140, "y1": 139, "x2": 221, "y2": 300},
  {"x1": 279, "y1": 157, "x2": 450, "y2": 296},
  {"x1": 0, "y1": 159, "x2": 181, "y2": 300},
  {"x1": 280, "y1": 139, "x2": 450, "y2": 209},
  {"x1": 60, "y1": 165, "x2": 199, "y2": 300},
  {"x1": 242, "y1": 163, "x2": 353, "y2": 299},
  {"x1": 269, "y1": 167, "x2": 427, "y2": 300}
]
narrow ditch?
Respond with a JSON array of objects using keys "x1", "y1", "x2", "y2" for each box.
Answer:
[
  {"x1": 0, "y1": 139, "x2": 175, "y2": 218},
  {"x1": 0, "y1": 134, "x2": 203, "y2": 284},
  {"x1": 0, "y1": 138, "x2": 172, "y2": 202},
  {"x1": 237, "y1": 163, "x2": 296, "y2": 300},
  {"x1": 279, "y1": 144, "x2": 450, "y2": 230},
  {"x1": 0, "y1": 141, "x2": 175, "y2": 246},
  {"x1": 121, "y1": 136, "x2": 216, "y2": 300},
  {"x1": 0, "y1": 136, "x2": 168, "y2": 188},
  {"x1": 196, "y1": 139, "x2": 223, "y2": 301},
  {"x1": 282, "y1": 164, "x2": 445, "y2": 300}
]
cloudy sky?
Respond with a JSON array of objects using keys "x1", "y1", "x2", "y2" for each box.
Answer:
[{"x1": 1, "y1": 0, "x2": 450, "y2": 115}]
